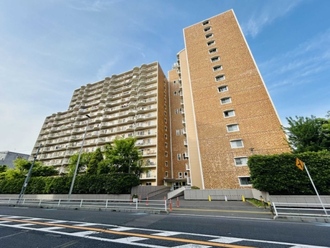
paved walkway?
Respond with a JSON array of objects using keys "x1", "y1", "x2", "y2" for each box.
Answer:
[{"x1": 168, "y1": 198, "x2": 273, "y2": 219}]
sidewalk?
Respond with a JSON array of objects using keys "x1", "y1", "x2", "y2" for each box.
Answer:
[{"x1": 167, "y1": 198, "x2": 273, "y2": 219}]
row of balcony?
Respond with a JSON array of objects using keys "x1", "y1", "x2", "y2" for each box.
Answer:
[{"x1": 72, "y1": 76, "x2": 157, "y2": 102}]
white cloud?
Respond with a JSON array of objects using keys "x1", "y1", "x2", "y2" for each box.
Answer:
[
  {"x1": 260, "y1": 29, "x2": 330, "y2": 90},
  {"x1": 241, "y1": 0, "x2": 303, "y2": 37},
  {"x1": 66, "y1": 0, "x2": 122, "y2": 12}
]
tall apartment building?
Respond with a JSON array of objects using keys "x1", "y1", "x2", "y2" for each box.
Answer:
[
  {"x1": 32, "y1": 10, "x2": 289, "y2": 190},
  {"x1": 168, "y1": 9, "x2": 289, "y2": 189},
  {"x1": 32, "y1": 62, "x2": 171, "y2": 186}
]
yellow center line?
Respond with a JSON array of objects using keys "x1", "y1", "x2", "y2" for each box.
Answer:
[{"x1": 0, "y1": 217, "x2": 255, "y2": 248}]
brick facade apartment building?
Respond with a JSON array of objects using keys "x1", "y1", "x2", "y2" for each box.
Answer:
[{"x1": 31, "y1": 10, "x2": 289, "y2": 189}]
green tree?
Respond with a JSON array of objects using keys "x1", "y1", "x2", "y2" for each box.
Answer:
[
  {"x1": 1, "y1": 158, "x2": 57, "y2": 180},
  {"x1": 67, "y1": 152, "x2": 93, "y2": 176},
  {"x1": 103, "y1": 137, "x2": 143, "y2": 176},
  {"x1": 0, "y1": 165, "x2": 7, "y2": 173},
  {"x1": 86, "y1": 148, "x2": 103, "y2": 175},
  {"x1": 284, "y1": 113, "x2": 330, "y2": 153}
]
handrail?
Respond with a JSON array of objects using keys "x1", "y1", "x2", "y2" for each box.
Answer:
[
  {"x1": 272, "y1": 202, "x2": 330, "y2": 219},
  {"x1": 0, "y1": 198, "x2": 168, "y2": 213}
]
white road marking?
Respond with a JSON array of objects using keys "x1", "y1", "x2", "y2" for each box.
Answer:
[{"x1": 211, "y1": 237, "x2": 244, "y2": 243}]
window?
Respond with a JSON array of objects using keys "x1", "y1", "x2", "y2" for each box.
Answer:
[
  {"x1": 221, "y1": 97, "x2": 231, "y2": 105},
  {"x1": 205, "y1": 33, "x2": 213, "y2": 39},
  {"x1": 204, "y1": 26, "x2": 211, "y2": 32},
  {"x1": 184, "y1": 172, "x2": 188, "y2": 178},
  {"x1": 207, "y1": 40, "x2": 215, "y2": 46},
  {"x1": 165, "y1": 151, "x2": 168, "y2": 157},
  {"x1": 165, "y1": 142, "x2": 168, "y2": 148},
  {"x1": 211, "y1": 56, "x2": 220, "y2": 62},
  {"x1": 224, "y1": 110, "x2": 235, "y2": 117},
  {"x1": 146, "y1": 170, "x2": 151, "y2": 177},
  {"x1": 213, "y1": 65, "x2": 223, "y2": 71},
  {"x1": 165, "y1": 171, "x2": 168, "y2": 177},
  {"x1": 177, "y1": 154, "x2": 181, "y2": 160},
  {"x1": 234, "y1": 157, "x2": 248, "y2": 166},
  {"x1": 209, "y1": 48, "x2": 217, "y2": 54},
  {"x1": 239, "y1": 177, "x2": 251, "y2": 186},
  {"x1": 215, "y1": 75, "x2": 225, "y2": 81},
  {"x1": 227, "y1": 124, "x2": 239, "y2": 132},
  {"x1": 176, "y1": 130, "x2": 180, "y2": 136},
  {"x1": 178, "y1": 172, "x2": 183, "y2": 178},
  {"x1": 202, "y1": 20, "x2": 209, "y2": 25},
  {"x1": 165, "y1": 161, "x2": 168, "y2": 167},
  {"x1": 218, "y1": 85, "x2": 228, "y2": 92},
  {"x1": 230, "y1": 139, "x2": 244, "y2": 148}
]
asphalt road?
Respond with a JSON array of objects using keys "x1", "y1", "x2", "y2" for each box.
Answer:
[{"x1": 0, "y1": 206, "x2": 329, "y2": 247}]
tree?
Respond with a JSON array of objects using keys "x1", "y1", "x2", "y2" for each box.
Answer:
[
  {"x1": 86, "y1": 148, "x2": 103, "y2": 175},
  {"x1": 67, "y1": 152, "x2": 93, "y2": 176},
  {"x1": 0, "y1": 158, "x2": 58, "y2": 180},
  {"x1": 103, "y1": 137, "x2": 143, "y2": 176},
  {"x1": 284, "y1": 113, "x2": 330, "y2": 153}
]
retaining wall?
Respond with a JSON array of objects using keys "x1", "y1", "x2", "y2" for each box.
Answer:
[
  {"x1": 0, "y1": 194, "x2": 130, "y2": 200},
  {"x1": 184, "y1": 189, "x2": 265, "y2": 201}
]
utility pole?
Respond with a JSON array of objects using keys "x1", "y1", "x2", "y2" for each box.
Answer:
[
  {"x1": 17, "y1": 144, "x2": 42, "y2": 204},
  {"x1": 68, "y1": 114, "x2": 91, "y2": 198}
]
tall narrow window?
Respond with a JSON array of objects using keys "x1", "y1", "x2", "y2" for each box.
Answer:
[
  {"x1": 218, "y1": 85, "x2": 228, "y2": 92},
  {"x1": 221, "y1": 97, "x2": 231, "y2": 105},
  {"x1": 205, "y1": 33, "x2": 213, "y2": 39},
  {"x1": 234, "y1": 157, "x2": 248, "y2": 166},
  {"x1": 211, "y1": 56, "x2": 220, "y2": 62},
  {"x1": 239, "y1": 177, "x2": 251, "y2": 186},
  {"x1": 213, "y1": 65, "x2": 223, "y2": 71},
  {"x1": 224, "y1": 110, "x2": 235, "y2": 117},
  {"x1": 209, "y1": 48, "x2": 217, "y2": 54},
  {"x1": 202, "y1": 20, "x2": 209, "y2": 25},
  {"x1": 230, "y1": 139, "x2": 244, "y2": 148},
  {"x1": 227, "y1": 124, "x2": 239, "y2": 132},
  {"x1": 215, "y1": 75, "x2": 225, "y2": 81}
]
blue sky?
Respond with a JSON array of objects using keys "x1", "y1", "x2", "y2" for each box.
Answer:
[{"x1": 0, "y1": 0, "x2": 329, "y2": 154}]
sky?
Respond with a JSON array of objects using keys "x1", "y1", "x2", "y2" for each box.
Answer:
[{"x1": 0, "y1": 0, "x2": 329, "y2": 154}]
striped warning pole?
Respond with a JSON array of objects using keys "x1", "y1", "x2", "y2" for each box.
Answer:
[{"x1": 176, "y1": 197, "x2": 180, "y2": 208}]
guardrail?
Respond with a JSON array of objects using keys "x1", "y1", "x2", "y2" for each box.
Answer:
[
  {"x1": 272, "y1": 202, "x2": 330, "y2": 219},
  {"x1": 0, "y1": 198, "x2": 168, "y2": 213}
]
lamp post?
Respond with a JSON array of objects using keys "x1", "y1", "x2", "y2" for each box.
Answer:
[
  {"x1": 17, "y1": 144, "x2": 42, "y2": 203},
  {"x1": 68, "y1": 114, "x2": 91, "y2": 198}
]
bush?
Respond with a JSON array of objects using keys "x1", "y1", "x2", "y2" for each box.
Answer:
[
  {"x1": 248, "y1": 151, "x2": 330, "y2": 195},
  {"x1": 0, "y1": 173, "x2": 140, "y2": 194}
]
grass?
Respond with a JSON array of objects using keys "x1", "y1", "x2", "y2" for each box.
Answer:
[{"x1": 246, "y1": 198, "x2": 270, "y2": 209}]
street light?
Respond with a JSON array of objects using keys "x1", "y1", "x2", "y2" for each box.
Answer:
[
  {"x1": 17, "y1": 144, "x2": 42, "y2": 203},
  {"x1": 68, "y1": 114, "x2": 91, "y2": 198}
]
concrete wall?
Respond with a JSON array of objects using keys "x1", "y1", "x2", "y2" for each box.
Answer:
[
  {"x1": 270, "y1": 195, "x2": 330, "y2": 204},
  {"x1": 131, "y1": 185, "x2": 170, "y2": 199},
  {"x1": 0, "y1": 194, "x2": 130, "y2": 200},
  {"x1": 184, "y1": 189, "x2": 255, "y2": 201}
]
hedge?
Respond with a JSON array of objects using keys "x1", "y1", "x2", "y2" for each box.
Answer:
[
  {"x1": 248, "y1": 151, "x2": 330, "y2": 195},
  {"x1": 0, "y1": 174, "x2": 140, "y2": 194}
]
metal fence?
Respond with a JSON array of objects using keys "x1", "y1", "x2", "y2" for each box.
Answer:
[
  {"x1": 272, "y1": 202, "x2": 330, "y2": 219},
  {"x1": 0, "y1": 198, "x2": 168, "y2": 213}
]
